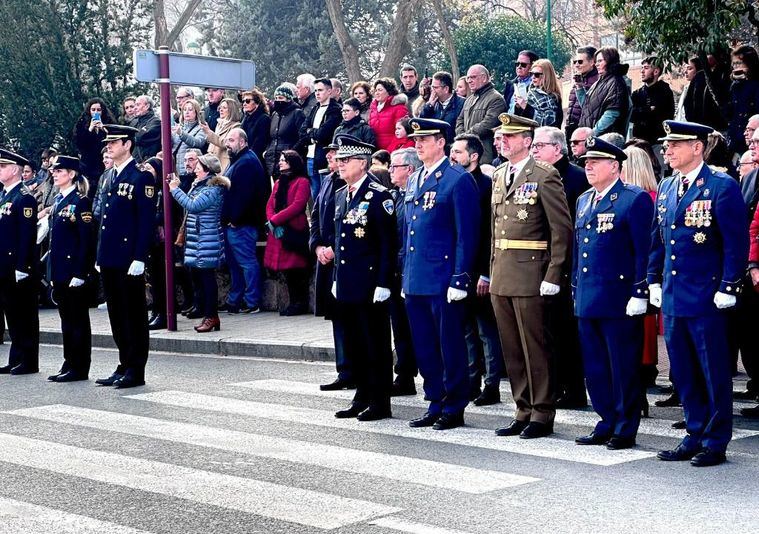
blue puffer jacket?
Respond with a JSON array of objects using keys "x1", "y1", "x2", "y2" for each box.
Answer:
[{"x1": 171, "y1": 175, "x2": 230, "y2": 269}]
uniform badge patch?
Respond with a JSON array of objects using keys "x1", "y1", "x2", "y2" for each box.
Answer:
[
  {"x1": 610, "y1": 193, "x2": 618, "y2": 201},
  {"x1": 517, "y1": 209, "x2": 528, "y2": 221},
  {"x1": 354, "y1": 227, "x2": 365, "y2": 238},
  {"x1": 23, "y1": 207, "x2": 32, "y2": 218},
  {"x1": 145, "y1": 185, "x2": 155, "y2": 198},
  {"x1": 696, "y1": 178, "x2": 704, "y2": 187},
  {"x1": 81, "y1": 212, "x2": 93, "y2": 223},
  {"x1": 365, "y1": 191, "x2": 373, "y2": 200},
  {"x1": 382, "y1": 199, "x2": 394, "y2": 215},
  {"x1": 693, "y1": 232, "x2": 707, "y2": 244}
]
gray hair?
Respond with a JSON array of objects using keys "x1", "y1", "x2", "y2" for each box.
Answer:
[
  {"x1": 330, "y1": 78, "x2": 343, "y2": 93},
  {"x1": 136, "y1": 95, "x2": 154, "y2": 109},
  {"x1": 535, "y1": 126, "x2": 568, "y2": 155},
  {"x1": 185, "y1": 148, "x2": 202, "y2": 159},
  {"x1": 176, "y1": 86, "x2": 194, "y2": 98},
  {"x1": 391, "y1": 147, "x2": 421, "y2": 170},
  {"x1": 599, "y1": 132, "x2": 626, "y2": 149},
  {"x1": 296, "y1": 73, "x2": 315, "y2": 91}
]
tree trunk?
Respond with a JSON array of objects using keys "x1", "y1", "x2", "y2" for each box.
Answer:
[
  {"x1": 153, "y1": 0, "x2": 169, "y2": 48},
  {"x1": 431, "y1": 0, "x2": 459, "y2": 81},
  {"x1": 325, "y1": 0, "x2": 363, "y2": 82},
  {"x1": 379, "y1": 0, "x2": 423, "y2": 79}
]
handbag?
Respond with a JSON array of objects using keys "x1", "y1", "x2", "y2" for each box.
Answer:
[{"x1": 280, "y1": 225, "x2": 309, "y2": 255}]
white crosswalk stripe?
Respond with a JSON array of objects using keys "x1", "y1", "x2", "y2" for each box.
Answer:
[
  {"x1": 0, "y1": 432, "x2": 399, "y2": 530},
  {"x1": 127, "y1": 390, "x2": 658, "y2": 465},
  {"x1": 0, "y1": 497, "x2": 154, "y2": 534},
  {"x1": 369, "y1": 517, "x2": 474, "y2": 534},
  {"x1": 7, "y1": 404, "x2": 539, "y2": 494},
  {"x1": 232, "y1": 379, "x2": 759, "y2": 441}
]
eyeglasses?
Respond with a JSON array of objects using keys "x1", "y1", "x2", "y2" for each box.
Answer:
[
  {"x1": 739, "y1": 162, "x2": 757, "y2": 167},
  {"x1": 532, "y1": 142, "x2": 556, "y2": 150},
  {"x1": 515, "y1": 61, "x2": 529, "y2": 68},
  {"x1": 529, "y1": 72, "x2": 543, "y2": 78},
  {"x1": 570, "y1": 139, "x2": 587, "y2": 145},
  {"x1": 572, "y1": 60, "x2": 585, "y2": 65},
  {"x1": 341, "y1": 109, "x2": 355, "y2": 113},
  {"x1": 430, "y1": 85, "x2": 443, "y2": 90},
  {"x1": 749, "y1": 139, "x2": 759, "y2": 147},
  {"x1": 389, "y1": 164, "x2": 411, "y2": 171},
  {"x1": 242, "y1": 98, "x2": 254, "y2": 104}
]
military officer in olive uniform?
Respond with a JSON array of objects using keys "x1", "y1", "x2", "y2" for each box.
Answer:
[
  {"x1": 331, "y1": 136, "x2": 397, "y2": 421},
  {"x1": 490, "y1": 114, "x2": 572, "y2": 439},
  {"x1": 649, "y1": 121, "x2": 749, "y2": 467},
  {"x1": 402, "y1": 118, "x2": 480, "y2": 431},
  {"x1": 96, "y1": 125, "x2": 156, "y2": 389},
  {"x1": 572, "y1": 138, "x2": 654, "y2": 450},
  {"x1": 47, "y1": 156, "x2": 96, "y2": 382},
  {"x1": 0, "y1": 148, "x2": 39, "y2": 375}
]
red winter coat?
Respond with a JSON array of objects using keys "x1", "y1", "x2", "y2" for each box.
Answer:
[
  {"x1": 264, "y1": 176, "x2": 311, "y2": 271},
  {"x1": 369, "y1": 94, "x2": 409, "y2": 151},
  {"x1": 387, "y1": 137, "x2": 415, "y2": 153}
]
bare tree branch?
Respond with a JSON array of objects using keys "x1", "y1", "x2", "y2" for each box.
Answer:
[
  {"x1": 379, "y1": 0, "x2": 424, "y2": 78},
  {"x1": 430, "y1": 0, "x2": 459, "y2": 80},
  {"x1": 166, "y1": 0, "x2": 204, "y2": 49},
  {"x1": 325, "y1": 0, "x2": 363, "y2": 82}
]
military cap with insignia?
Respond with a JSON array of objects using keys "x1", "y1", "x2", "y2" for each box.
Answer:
[
  {"x1": 50, "y1": 155, "x2": 81, "y2": 173},
  {"x1": 334, "y1": 134, "x2": 375, "y2": 159},
  {"x1": 407, "y1": 118, "x2": 451, "y2": 138},
  {"x1": 497, "y1": 113, "x2": 538, "y2": 134},
  {"x1": 0, "y1": 148, "x2": 30, "y2": 167},
  {"x1": 580, "y1": 136, "x2": 627, "y2": 162},
  {"x1": 658, "y1": 120, "x2": 713, "y2": 142},
  {"x1": 102, "y1": 124, "x2": 138, "y2": 143}
]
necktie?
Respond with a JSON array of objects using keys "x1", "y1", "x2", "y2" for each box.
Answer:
[
  {"x1": 419, "y1": 169, "x2": 428, "y2": 186},
  {"x1": 593, "y1": 193, "x2": 603, "y2": 208},
  {"x1": 347, "y1": 185, "x2": 356, "y2": 207},
  {"x1": 505, "y1": 167, "x2": 515, "y2": 187},
  {"x1": 678, "y1": 177, "x2": 690, "y2": 200},
  {"x1": 53, "y1": 193, "x2": 64, "y2": 213}
]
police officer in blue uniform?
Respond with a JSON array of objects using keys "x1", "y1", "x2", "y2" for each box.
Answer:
[
  {"x1": 331, "y1": 136, "x2": 397, "y2": 420},
  {"x1": 649, "y1": 120, "x2": 749, "y2": 467},
  {"x1": 95, "y1": 125, "x2": 156, "y2": 389},
  {"x1": 47, "y1": 156, "x2": 96, "y2": 382},
  {"x1": 572, "y1": 137, "x2": 654, "y2": 449},
  {"x1": 0, "y1": 148, "x2": 39, "y2": 375},
  {"x1": 402, "y1": 118, "x2": 480, "y2": 430}
]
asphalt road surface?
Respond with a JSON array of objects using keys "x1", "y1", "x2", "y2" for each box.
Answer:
[{"x1": 0, "y1": 345, "x2": 757, "y2": 534}]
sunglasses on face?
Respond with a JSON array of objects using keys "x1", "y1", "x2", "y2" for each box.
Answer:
[
  {"x1": 530, "y1": 72, "x2": 543, "y2": 78},
  {"x1": 572, "y1": 60, "x2": 585, "y2": 65},
  {"x1": 570, "y1": 140, "x2": 586, "y2": 145},
  {"x1": 242, "y1": 99, "x2": 254, "y2": 104},
  {"x1": 515, "y1": 62, "x2": 529, "y2": 68}
]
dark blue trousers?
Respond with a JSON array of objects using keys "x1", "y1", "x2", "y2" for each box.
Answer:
[
  {"x1": 465, "y1": 295, "x2": 503, "y2": 392},
  {"x1": 405, "y1": 294, "x2": 469, "y2": 415},
  {"x1": 578, "y1": 317, "x2": 642, "y2": 439},
  {"x1": 663, "y1": 313, "x2": 733, "y2": 452}
]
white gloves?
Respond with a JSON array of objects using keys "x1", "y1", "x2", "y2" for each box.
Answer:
[
  {"x1": 14, "y1": 270, "x2": 28, "y2": 282},
  {"x1": 447, "y1": 287, "x2": 467, "y2": 303},
  {"x1": 539, "y1": 281, "x2": 560, "y2": 296},
  {"x1": 127, "y1": 260, "x2": 145, "y2": 276},
  {"x1": 331, "y1": 281, "x2": 337, "y2": 299},
  {"x1": 625, "y1": 297, "x2": 648, "y2": 316},
  {"x1": 714, "y1": 291, "x2": 737, "y2": 309},
  {"x1": 400, "y1": 289, "x2": 405, "y2": 299},
  {"x1": 94, "y1": 263, "x2": 101, "y2": 273},
  {"x1": 649, "y1": 284, "x2": 662, "y2": 308},
  {"x1": 69, "y1": 277, "x2": 85, "y2": 288},
  {"x1": 373, "y1": 287, "x2": 391, "y2": 303}
]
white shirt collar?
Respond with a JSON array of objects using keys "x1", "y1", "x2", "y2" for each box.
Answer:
[
  {"x1": 440, "y1": 95, "x2": 453, "y2": 108},
  {"x1": 424, "y1": 156, "x2": 449, "y2": 176},
  {"x1": 508, "y1": 155, "x2": 531, "y2": 176},
  {"x1": 594, "y1": 178, "x2": 620, "y2": 198},
  {"x1": 114, "y1": 156, "x2": 135, "y2": 176},
  {"x1": 59, "y1": 184, "x2": 77, "y2": 198},
  {"x1": 349, "y1": 174, "x2": 368, "y2": 194},
  {"x1": 2, "y1": 180, "x2": 22, "y2": 195},
  {"x1": 684, "y1": 162, "x2": 705, "y2": 184}
]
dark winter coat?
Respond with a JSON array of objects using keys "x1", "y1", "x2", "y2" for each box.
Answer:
[
  {"x1": 264, "y1": 102, "x2": 306, "y2": 177},
  {"x1": 727, "y1": 78, "x2": 759, "y2": 154},
  {"x1": 240, "y1": 107, "x2": 271, "y2": 164},
  {"x1": 333, "y1": 116, "x2": 377, "y2": 146},
  {"x1": 578, "y1": 63, "x2": 631, "y2": 136}
]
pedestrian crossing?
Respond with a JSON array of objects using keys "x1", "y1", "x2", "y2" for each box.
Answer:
[{"x1": 2, "y1": 376, "x2": 758, "y2": 533}]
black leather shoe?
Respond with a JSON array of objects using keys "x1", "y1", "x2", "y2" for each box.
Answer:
[
  {"x1": 409, "y1": 411, "x2": 440, "y2": 428},
  {"x1": 180, "y1": 304, "x2": 196, "y2": 315},
  {"x1": 186, "y1": 308, "x2": 204, "y2": 319},
  {"x1": 556, "y1": 395, "x2": 588, "y2": 409},
  {"x1": 390, "y1": 379, "x2": 416, "y2": 396},
  {"x1": 147, "y1": 312, "x2": 158, "y2": 323},
  {"x1": 734, "y1": 390, "x2": 758, "y2": 401},
  {"x1": 690, "y1": 448, "x2": 726, "y2": 467},
  {"x1": 606, "y1": 435, "x2": 636, "y2": 450},
  {"x1": 519, "y1": 421, "x2": 554, "y2": 439},
  {"x1": 320, "y1": 378, "x2": 357, "y2": 391},
  {"x1": 335, "y1": 403, "x2": 368, "y2": 419},
  {"x1": 473, "y1": 387, "x2": 501, "y2": 406},
  {"x1": 148, "y1": 314, "x2": 167, "y2": 330},
  {"x1": 54, "y1": 371, "x2": 89, "y2": 383},
  {"x1": 740, "y1": 404, "x2": 759, "y2": 418},
  {"x1": 672, "y1": 419, "x2": 687, "y2": 429},
  {"x1": 48, "y1": 372, "x2": 63, "y2": 381},
  {"x1": 654, "y1": 393, "x2": 681, "y2": 407},
  {"x1": 0, "y1": 365, "x2": 12, "y2": 374},
  {"x1": 495, "y1": 419, "x2": 529, "y2": 436},
  {"x1": 657, "y1": 443, "x2": 701, "y2": 461},
  {"x1": 575, "y1": 431, "x2": 611, "y2": 445},
  {"x1": 432, "y1": 412, "x2": 464, "y2": 430},
  {"x1": 113, "y1": 376, "x2": 145, "y2": 389},
  {"x1": 357, "y1": 406, "x2": 392, "y2": 421},
  {"x1": 95, "y1": 373, "x2": 124, "y2": 386},
  {"x1": 10, "y1": 364, "x2": 39, "y2": 375}
]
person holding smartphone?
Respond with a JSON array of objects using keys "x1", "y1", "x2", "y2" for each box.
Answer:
[
  {"x1": 566, "y1": 46, "x2": 599, "y2": 140},
  {"x1": 73, "y1": 98, "x2": 116, "y2": 184}
]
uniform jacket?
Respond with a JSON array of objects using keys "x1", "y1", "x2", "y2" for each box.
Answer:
[
  {"x1": 263, "y1": 176, "x2": 311, "y2": 271},
  {"x1": 631, "y1": 80, "x2": 675, "y2": 145},
  {"x1": 295, "y1": 99, "x2": 342, "y2": 172},
  {"x1": 333, "y1": 178, "x2": 396, "y2": 303},
  {"x1": 96, "y1": 159, "x2": 156, "y2": 269},
  {"x1": 489, "y1": 157, "x2": 572, "y2": 297},
  {"x1": 332, "y1": 117, "x2": 377, "y2": 147},
  {"x1": 0, "y1": 183, "x2": 37, "y2": 277},
  {"x1": 455, "y1": 82, "x2": 507, "y2": 164},
  {"x1": 578, "y1": 64, "x2": 631, "y2": 136},
  {"x1": 264, "y1": 102, "x2": 306, "y2": 177},
  {"x1": 49, "y1": 189, "x2": 95, "y2": 283},
  {"x1": 310, "y1": 171, "x2": 346, "y2": 317},
  {"x1": 648, "y1": 164, "x2": 748, "y2": 316},
  {"x1": 572, "y1": 180, "x2": 654, "y2": 318},
  {"x1": 171, "y1": 175, "x2": 230, "y2": 269},
  {"x1": 402, "y1": 159, "x2": 480, "y2": 296},
  {"x1": 369, "y1": 94, "x2": 409, "y2": 152},
  {"x1": 131, "y1": 110, "x2": 162, "y2": 163}
]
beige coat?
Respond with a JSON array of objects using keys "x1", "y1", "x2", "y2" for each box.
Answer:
[{"x1": 206, "y1": 119, "x2": 241, "y2": 172}]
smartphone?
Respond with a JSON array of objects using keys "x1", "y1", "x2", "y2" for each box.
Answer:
[
  {"x1": 516, "y1": 83, "x2": 527, "y2": 99},
  {"x1": 93, "y1": 111, "x2": 101, "y2": 122}
]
